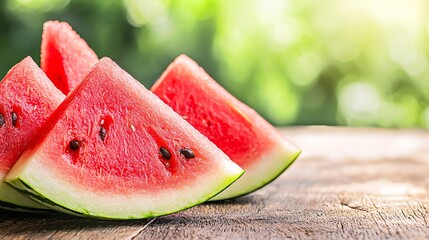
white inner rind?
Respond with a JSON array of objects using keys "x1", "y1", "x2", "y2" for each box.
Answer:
[
  {"x1": 211, "y1": 139, "x2": 301, "y2": 201},
  {"x1": 6, "y1": 152, "x2": 244, "y2": 219}
]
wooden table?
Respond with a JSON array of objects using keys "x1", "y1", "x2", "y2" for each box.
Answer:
[{"x1": 2, "y1": 126, "x2": 429, "y2": 239}]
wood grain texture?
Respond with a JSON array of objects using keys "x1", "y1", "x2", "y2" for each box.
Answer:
[{"x1": 2, "y1": 126, "x2": 429, "y2": 239}]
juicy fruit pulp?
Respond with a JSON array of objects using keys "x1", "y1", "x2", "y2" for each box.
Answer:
[
  {"x1": 6, "y1": 58, "x2": 244, "y2": 219},
  {"x1": 41, "y1": 21, "x2": 98, "y2": 95},
  {"x1": 0, "y1": 57, "x2": 65, "y2": 210},
  {"x1": 151, "y1": 55, "x2": 301, "y2": 200}
]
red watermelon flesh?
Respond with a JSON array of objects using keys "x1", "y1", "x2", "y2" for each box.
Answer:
[
  {"x1": 151, "y1": 55, "x2": 301, "y2": 200},
  {"x1": 0, "y1": 57, "x2": 65, "y2": 210},
  {"x1": 6, "y1": 57, "x2": 244, "y2": 219},
  {"x1": 41, "y1": 21, "x2": 98, "y2": 95}
]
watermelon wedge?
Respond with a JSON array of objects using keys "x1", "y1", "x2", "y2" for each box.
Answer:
[
  {"x1": 41, "y1": 20, "x2": 98, "y2": 95},
  {"x1": 151, "y1": 55, "x2": 301, "y2": 200},
  {"x1": 0, "y1": 57, "x2": 65, "y2": 210},
  {"x1": 6, "y1": 57, "x2": 244, "y2": 219}
]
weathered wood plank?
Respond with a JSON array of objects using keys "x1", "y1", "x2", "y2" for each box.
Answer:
[{"x1": 2, "y1": 126, "x2": 429, "y2": 239}]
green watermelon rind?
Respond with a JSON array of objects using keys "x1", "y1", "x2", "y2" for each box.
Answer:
[
  {"x1": 6, "y1": 161, "x2": 245, "y2": 219},
  {"x1": 0, "y1": 180, "x2": 48, "y2": 211},
  {"x1": 0, "y1": 199, "x2": 47, "y2": 212},
  {"x1": 210, "y1": 142, "x2": 301, "y2": 201},
  {"x1": 212, "y1": 149, "x2": 301, "y2": 201},
  {"x1": 8, "y1": 179, "x2": 108, "y2": 217}
]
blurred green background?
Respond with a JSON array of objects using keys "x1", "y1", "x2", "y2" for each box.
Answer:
[{"x1": 0, "y1": 0, "x2": 428, "y2": 127}]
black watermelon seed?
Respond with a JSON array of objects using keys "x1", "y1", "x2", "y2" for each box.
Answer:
[
  {"x1": 99, "y1": 126, "x2": 107, "y2": 142},
  {"x1": 0, "y1": 113, "x2": 4, "y2": 127},
  {"x1": 160, "y1": 147, "x2": 171, "y2": 160},
  {"x1": 11, "y1": 112, "x2": 18, "y2": 127},
  {"x1": 69, "y1": 140, "x2": 80, "y2": 151},
  {"x1": 180, "y1": 148, "x2": 195, "y2": 159}
]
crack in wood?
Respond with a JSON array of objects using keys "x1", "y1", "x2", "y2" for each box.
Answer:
[
  {"x1": 129, "y1": 218, "x2": 157, "y2": 240},
  {"x1": 339, "y1": 200, "x2": 369, "y2": 212}
]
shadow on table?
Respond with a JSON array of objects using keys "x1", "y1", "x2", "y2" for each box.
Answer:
[
  {"x1": 0, "y1": 209, "x2": 151, "y2": 233},
  {"x1": 0, "y1": 194, "x2": 264, "y2": 234}
]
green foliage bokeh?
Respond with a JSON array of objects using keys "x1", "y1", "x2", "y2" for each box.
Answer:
[{"x1": 1, "y1": 0, "x2": 428, "y2": 127}]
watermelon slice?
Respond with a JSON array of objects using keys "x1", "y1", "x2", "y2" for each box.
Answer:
[
  {"x1": 0, "y1": 57, "x2": 65, "y2": 210},
  {"x1": 151, "y1": 55, "x2": 301, "y2": 200},
  {"x1": 41, "y1": 20, "x2": 98, "y2": 95},
  {"x1": 6, "y1": 57, "x2": 244, "y2": 219}
]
